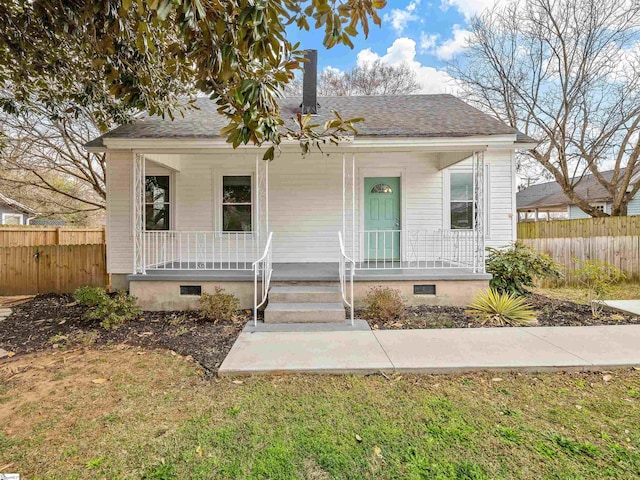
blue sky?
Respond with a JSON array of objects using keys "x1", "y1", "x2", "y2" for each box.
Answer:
[{"x1": 286, "y1": 0, "x2": 491, "y2": 92}]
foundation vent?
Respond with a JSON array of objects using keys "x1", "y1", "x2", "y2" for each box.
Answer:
[
  {"x1": 180, "y1": 285, "x2": 202, "y2": 296},
  {"x1": 413, "y1": 284, "x2": 436, "y2": 295}
]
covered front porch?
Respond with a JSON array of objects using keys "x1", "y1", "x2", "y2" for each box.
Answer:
[{"x1": 129, "y1": 145, "x2": 489, "y2": 315}]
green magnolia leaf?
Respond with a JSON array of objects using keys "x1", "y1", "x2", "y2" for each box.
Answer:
[{"x1": 0, "y1": 0, "x2": 383, "y2": 156}]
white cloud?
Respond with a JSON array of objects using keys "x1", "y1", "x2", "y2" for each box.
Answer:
[
  {"x1": 440, "y1": 0, "x2": 496, "y2": 20},
  {"x1": 433, "y1": 25, "x2": 472, "y2": 60},
  {"x1": 356, "y1": 38, "x2": 458, "y2": 94},
  {"x1": 323, "y1": 65, "x2": 342, "y2": 76},
  {"x1": 419, "y1": 32, "x2": 439, "y2": 53},
  {"x1": 383, "y1": 0, "x2": 421, "y2": 34}
]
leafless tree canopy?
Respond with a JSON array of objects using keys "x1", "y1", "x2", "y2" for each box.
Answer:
[
  {"x1": 0, "y1": 103, "x2": 106, "y2": 223},
  {"x1": 451, "y1": 0, "x2": 640, "y2": 216},
  {"x1": 286, "y1": 60, "x2": 420, "y2": 97}
]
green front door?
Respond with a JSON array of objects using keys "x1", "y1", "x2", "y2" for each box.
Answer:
[{"x1": 364, "y1": 177, "x2": 401, "y2": 261}]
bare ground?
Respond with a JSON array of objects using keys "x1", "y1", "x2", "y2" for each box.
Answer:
[{"x1": 0, "y1": 293, "x2": 245, "y2": 373}]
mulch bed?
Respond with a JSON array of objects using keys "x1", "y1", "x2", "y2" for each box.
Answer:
[
  {"x1": 0, "y1": 293, "x2": 246, "y2": 374},
  {"x1": 359, "y1": 294, "x2": 640, "y2": 330}
]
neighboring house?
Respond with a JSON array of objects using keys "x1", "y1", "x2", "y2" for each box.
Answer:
[
  {"x1": 517, "y1": 168, "x2": 640, "y2": 221},
  {"x1": 86, "y1": 51, "x2": 534, "y2": 317},
  {"x1": 0, "y1": 193, "x2": 36, "y2": 225}
]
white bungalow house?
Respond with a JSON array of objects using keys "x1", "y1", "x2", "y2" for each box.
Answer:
[{"x1": 86, "y1": 53, "x2": 534, "y2": 322}]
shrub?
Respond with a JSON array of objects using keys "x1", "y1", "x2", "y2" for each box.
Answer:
[
  {"x1": 362, "y1": 286, "x2": 407, "y2": 322},
  {"x1": 574, "y1": 259, "x2": 626, "y2": 316},
  {"x1": 83, "y1": 289, "x2": 141, "y2": 329},
  {"x1": 467, "y1": 289, "x2": 536, "y2": 326},
  {"x1": 486, "y1": 242, "x2": 561, "y2": 295},
  {"x1": 198, "y1": 287, "x2": 240, "y2": 323},
  {"x1": 73, "y1": 285, "x2": 108, "y2": 307}
]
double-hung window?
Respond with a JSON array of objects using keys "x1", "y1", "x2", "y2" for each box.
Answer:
[
  {"x1": 222, "y1": 175, "x2": 252, "y2": 232},
  {"x1": 145, "y1": 176, "x2": 170, "y2": 230},
  {"x1": 449, "y1": 172, "x2": 474, "y2": 229}
]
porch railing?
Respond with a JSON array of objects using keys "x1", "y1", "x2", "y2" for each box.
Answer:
[
  {"x1": 338, "y1": 231, "x2": 355, "y2": 326},
  {"x1": 253, "y1": 232, "x2": 273, "y2": 326},
  {"x1": 143, "y1": 231, "x2": 260, "y2": 271},
  {"x1": 355, "y1": 229, "x2": 477, "y2": 270}
]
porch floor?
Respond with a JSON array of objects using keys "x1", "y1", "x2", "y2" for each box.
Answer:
[{"x1": 128, "y1": 262, "x2": 490, "y2": 282}]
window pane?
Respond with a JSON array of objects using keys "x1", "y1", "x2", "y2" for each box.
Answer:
[
  {"x1": 370, "y1": 183, "x2": 393, "y2": 194},
  {"x1": 223, "y1": 176, "x2": 251, "y2": 204},
  {"x1": 451, "y1": 201, "x2": 473, "y2": 229},
  {"x1": 3, "y1": 214, "x2": 21, "y2": 225},
  {"x1": 146, "y1": 204, "x2": 170, "y2": 230},
  {"x1": 146, "y1": 176, "x2": 170, "y2": 204},
  {"x1": 223, "y1": 205, "x2": 252, "y2": 231},
  {"x1": 450, "y1": 172, "x2": 473, "y2": 201}
]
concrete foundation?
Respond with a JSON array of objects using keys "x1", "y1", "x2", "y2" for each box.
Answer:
[
  {"x1": 353, "y1": 279, "x2": 489, "y2": 308},
  {"x1": 129, "y1": 280, "x2": 256, "y2": 311},
  {"x1": 128, "y1": 278, "x2": 488, "y2": 311},
  {"x1": 110, "y1": 274, "x2": 129, "y2": 291}
]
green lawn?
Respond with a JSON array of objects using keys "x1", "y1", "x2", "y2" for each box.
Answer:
[{"x1": 1, "y1": 348, "x2": 640, "y2": 479}]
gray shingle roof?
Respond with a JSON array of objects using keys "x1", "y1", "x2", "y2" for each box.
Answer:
[
  {"x1": 86, "y1": 94, "x2": 535, "y2": 148},
  {"x1": 516, "y1": 167, "x2": 640, "y2": 210}
]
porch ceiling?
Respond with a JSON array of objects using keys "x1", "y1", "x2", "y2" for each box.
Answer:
[
  {"x1": 145, "y1": 154, "x2": 181, "y2": 172},
  {"x1": 435, "y1": 151, "x2": 475, "y2": 170}
]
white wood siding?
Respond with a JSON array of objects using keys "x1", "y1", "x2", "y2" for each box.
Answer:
[
  {"x1": 106, "y1": 151, "x2": 133, "y2": 273},
  {"x1": 484, "y1": 148, "x2": 517, "y2": 248},
  {"x1": 105, "y1": 148, "x2": 516, "y2": 273}
]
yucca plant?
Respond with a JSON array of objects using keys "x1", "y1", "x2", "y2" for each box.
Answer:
[{"x1": 467, "y1": 289, "x2": 536, "y2": 326}]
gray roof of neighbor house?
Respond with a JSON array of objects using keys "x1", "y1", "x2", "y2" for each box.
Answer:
[
  {"x1": 0, "y1": 193, "x2": 36, "y2": 215},
  {"x1": 85, "y1": 94, "x2": 536, "y2": 149},
  {"x1": 516, "y1": 168, "x2": 640, "y2": 210}
]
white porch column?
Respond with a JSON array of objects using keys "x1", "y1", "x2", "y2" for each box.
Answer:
[
  {"x1": 473, "y1": 151, "x2": 485, "y2": 273},
  {"x1": 256, "y1": 154, "x2": 269, "y2": 250},
  {"x1": 342, "y1": 153, "x2": 356, "y2": 259},
  {"x1": 133, "y1": 153, "x2": 146, "y2": 274}
]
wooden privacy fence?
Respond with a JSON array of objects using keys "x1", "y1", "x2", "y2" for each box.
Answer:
[
  {"x1": 0, "y1": 244, "x2": 108, "y2": 295},
  {"x1": 517, "y1": 217, "x2": 640, "y2": 284},
  {"x1": 518, "y1": 216, "x2": 640, "y2": 239},
  {"x1": 0, "y1": 226, "x2": 106, "y2": 247}
]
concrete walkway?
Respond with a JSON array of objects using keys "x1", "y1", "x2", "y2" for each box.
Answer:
[{"x1": 218, "y1": 323, "x2": 640, "y2": 376}]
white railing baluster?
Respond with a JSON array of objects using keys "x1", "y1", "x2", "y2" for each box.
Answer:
[
  {"x1": 355, "y1": 229, "x2": 476, "y2": 271},
  {"x1": 141, "y1": 231, "x2": 260, "y2": 272}
]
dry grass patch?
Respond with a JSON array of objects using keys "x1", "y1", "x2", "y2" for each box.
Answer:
[
  {"x1": 534, "y1": 282, "x2": 640, "y2": 305},
  {"x1": 1, "y1": 348, "x2": 640, "y2": 479}
]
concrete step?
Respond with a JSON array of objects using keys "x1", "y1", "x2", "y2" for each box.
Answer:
[
  {"x1": 269, "y1": 285, "x2": 342, "y2": 304},
  {"x1": 264, "y1": 302, "x2": 346, "y2": 324}
]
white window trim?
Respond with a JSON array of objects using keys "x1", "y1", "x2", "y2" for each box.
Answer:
[
  {"x1": 214, "y1": 170, "x2": 256, "y2": 233},
  {"x1": 2, "y1": 213, "x2": 23, "y2": 225},
  {"x1": 443, "y1": 164, "x2": 491, "y2": 236}
]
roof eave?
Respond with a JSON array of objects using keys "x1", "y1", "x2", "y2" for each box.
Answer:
[{"x1": 100, "y1": 133, "x2": 521, "y2": 152}]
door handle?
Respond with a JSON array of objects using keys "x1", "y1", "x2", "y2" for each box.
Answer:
[{"x1": 395, "y1": 218, "x2": 400, "y2": 228}]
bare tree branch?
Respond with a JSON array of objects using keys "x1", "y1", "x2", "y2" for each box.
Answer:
[{"x1": 451, "y1": 0, "x2": 640, "y2": 217}]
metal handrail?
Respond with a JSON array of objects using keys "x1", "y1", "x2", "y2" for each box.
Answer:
[
  {"x1": 252, "y1": 232, "x2": 273, "y2": 326},
  {"x1": 338, "y1": 231, "x2": 355, "y2": 326}
]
